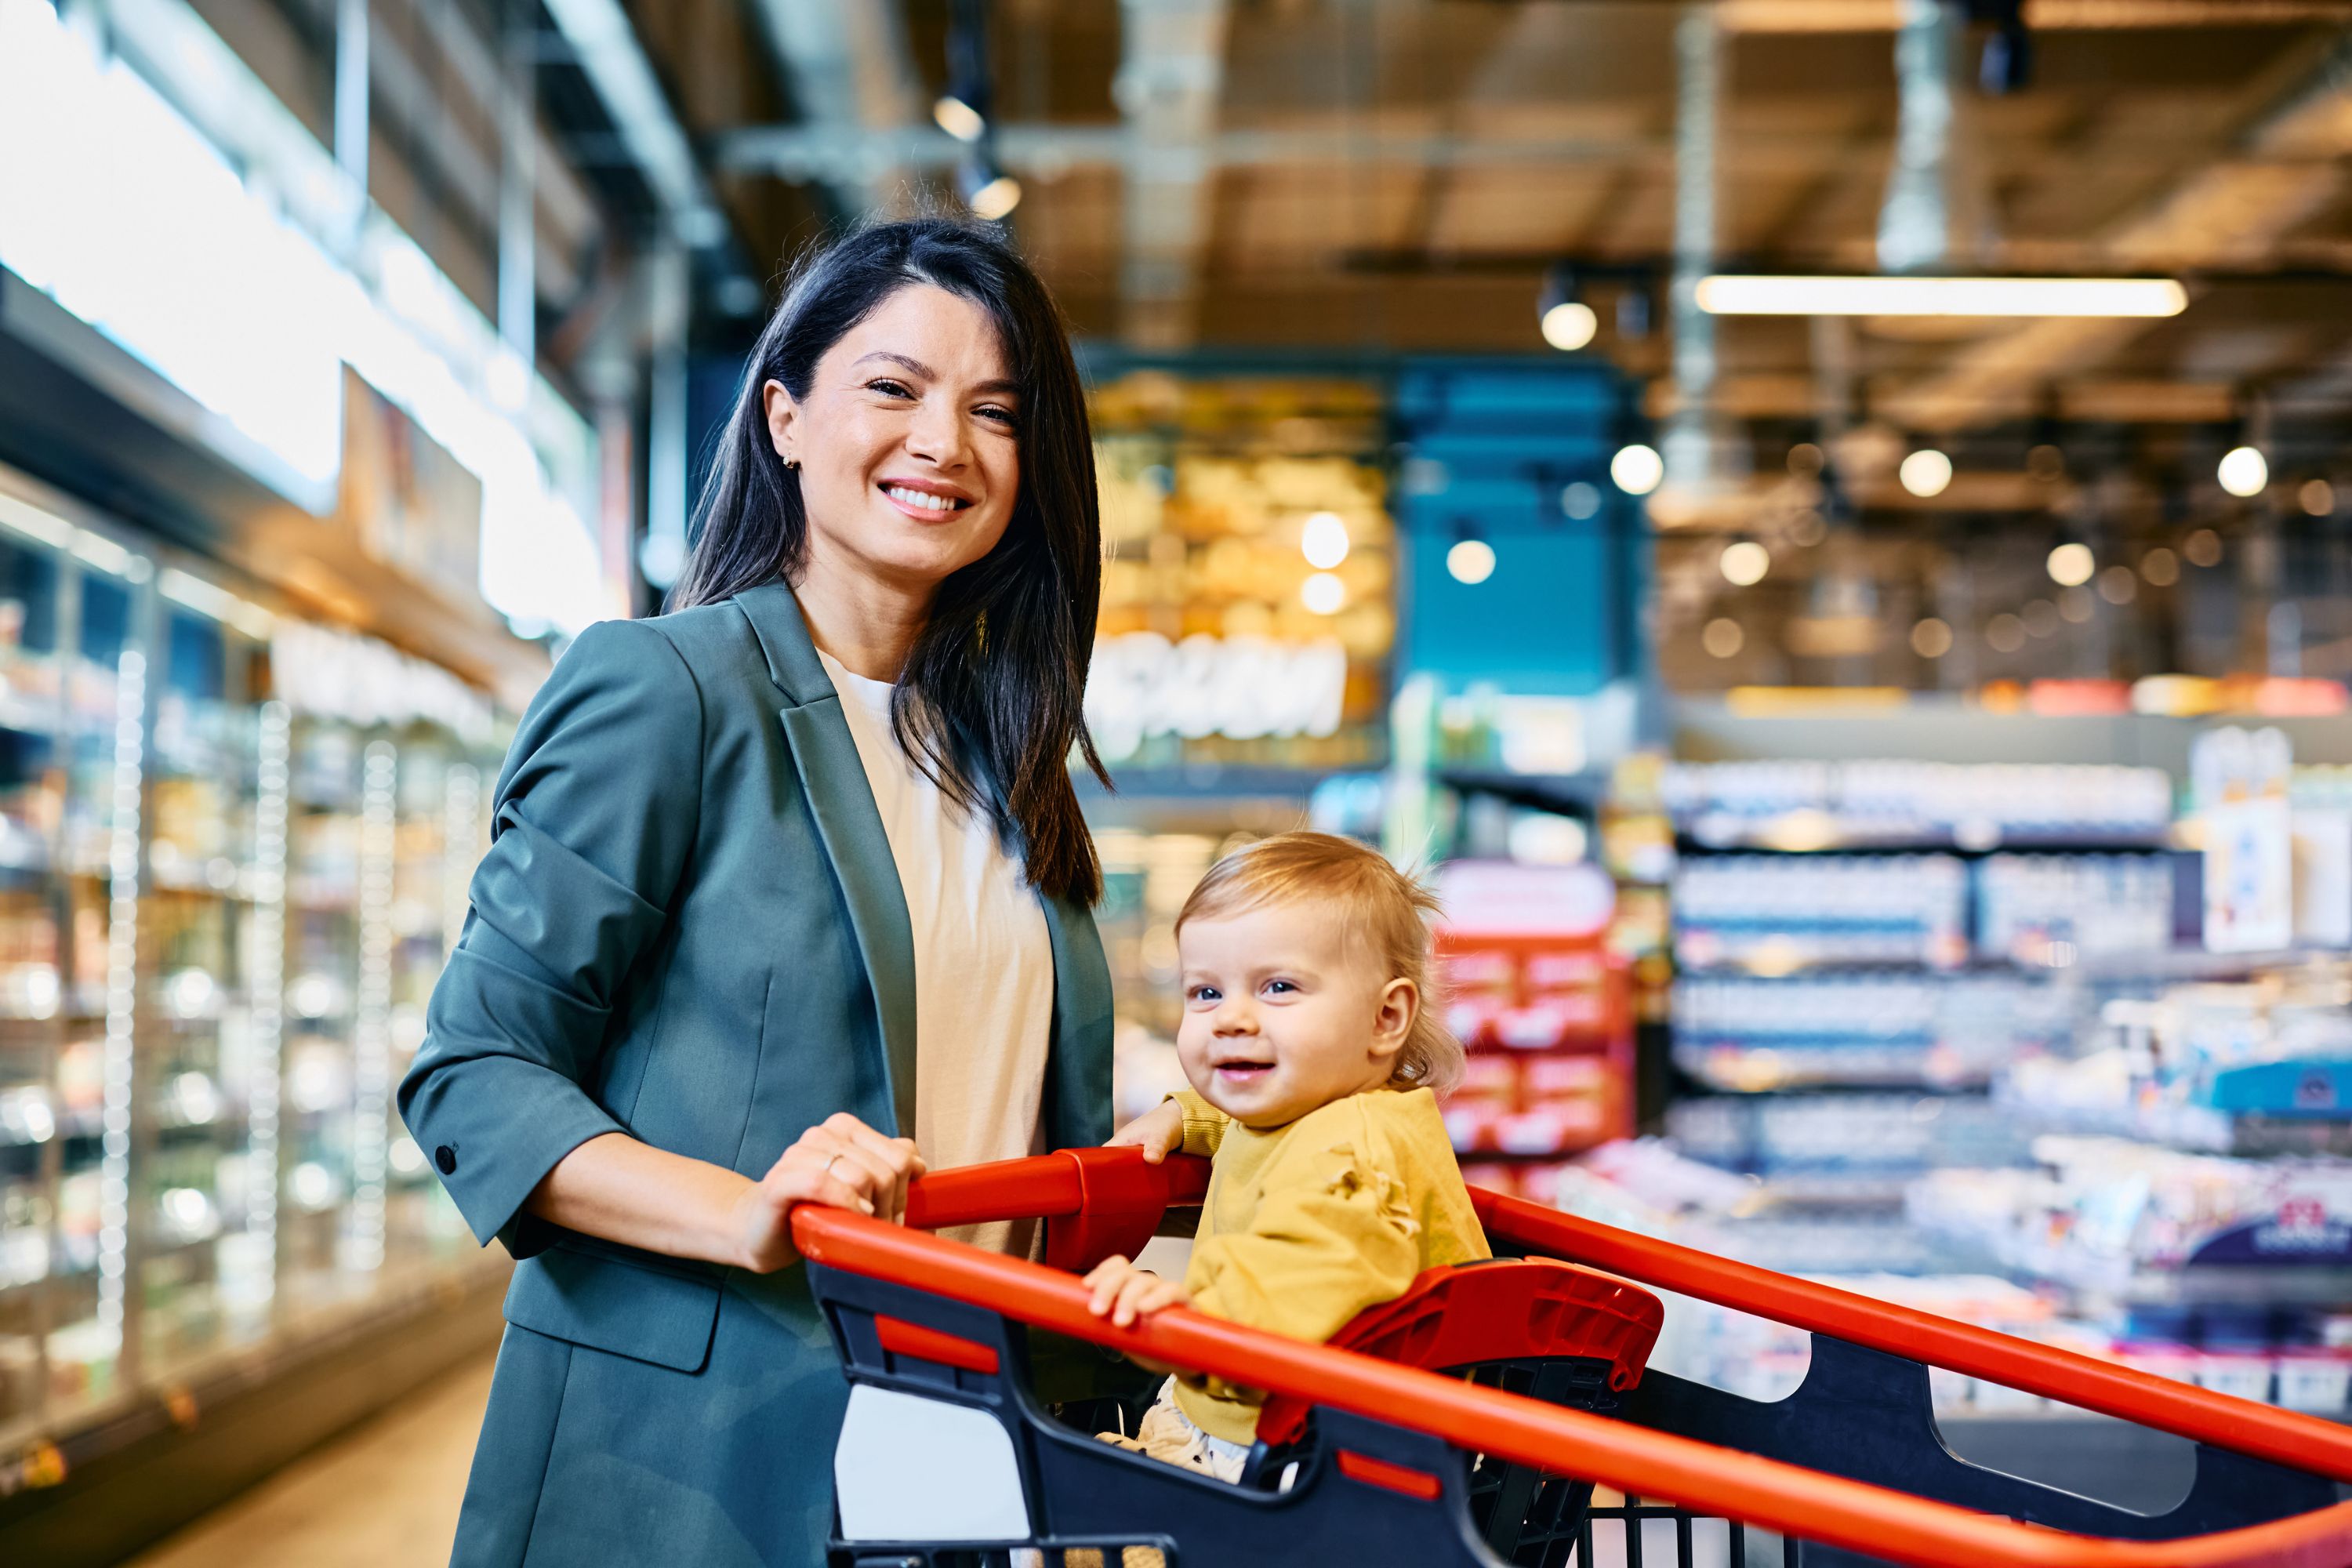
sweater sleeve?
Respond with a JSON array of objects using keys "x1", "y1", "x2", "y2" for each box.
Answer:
[
  {"x1": 1169, "y1": 1087, "x2": 1232, "y2": 1158},
  {"x1": 1184, "y1": 1131, "x2": 1423, "y2": 1350}
]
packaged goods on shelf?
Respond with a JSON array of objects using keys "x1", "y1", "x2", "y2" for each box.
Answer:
[
  {"x1": 1671, "y1": 854, "x2": 1969, "y2": 970},
  {"x1": 1435, "y1": 893, "x2": 1634, "y2": 1158},
  {"x1": 1998, "y1": 967, "x2": 2352, "y2": 1153},
  {"x1": 1664, "y1": 760, "x2": 2173, "y2": 848},
  {"x1": 1976, "y1": 853, "x2": 2177, "y2": 966},
  {"x1": 1668, "y1": 1092, "x2": 2033, "y2": 1176},
  {"x1": 1906, "y1": 1134, "x2": 2352, "y2": 1298},
  {"x1": 1669, "y1": 972, "x2": 2072, "y2": 1090}
]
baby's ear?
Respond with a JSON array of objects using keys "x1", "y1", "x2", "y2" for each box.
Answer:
[{"x1": 1370, "y1": 977, "x2": 1417, "y2": 1060}]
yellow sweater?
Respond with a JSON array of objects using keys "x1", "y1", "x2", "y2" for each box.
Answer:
[{"x1": 1167, "y1": 1085, "x2": 1490, "y2": 1444}]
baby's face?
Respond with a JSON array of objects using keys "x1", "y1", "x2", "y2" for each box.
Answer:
[{"x1": 1174, "y1": 898, "x2": 1411, "y2": 1129}]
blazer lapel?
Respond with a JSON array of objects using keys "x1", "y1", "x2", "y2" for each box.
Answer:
[
  {"x1": 1039, "y1": 891, "x2": 1114, "y2": 1151},
  {"x1": 738, "y1": 583, "x2": 920, "y2": 1141}
]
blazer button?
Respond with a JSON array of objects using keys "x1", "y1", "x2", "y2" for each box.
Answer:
[{"x1": 435, "y1": 1145, "x2": 458, "y2": 1175}]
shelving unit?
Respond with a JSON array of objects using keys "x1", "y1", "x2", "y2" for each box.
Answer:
[{"x1": 0, "y1": 477, "x2": 508, "y2": 1501}]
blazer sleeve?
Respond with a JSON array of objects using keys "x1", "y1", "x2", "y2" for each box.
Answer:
[{"x1": 397, "y1": 617, "x2": 704, "y2": 1257}]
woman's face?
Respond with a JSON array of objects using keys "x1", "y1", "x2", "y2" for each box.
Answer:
[{"x1": 764, "y1": 284, "x2": 1022, "y2": 597}]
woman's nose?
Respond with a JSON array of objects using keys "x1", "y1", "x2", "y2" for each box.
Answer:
[{"x1": 903, "y1": 397, "x2": 970, "y2": 468}]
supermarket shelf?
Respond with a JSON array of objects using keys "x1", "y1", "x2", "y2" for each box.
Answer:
[
  {"x1": 1437, "y1": 768, "x2": 1610, "y2": 818},
  {"x1": 1676, "y1": 821, "x2": 2176, "y2": 857}
]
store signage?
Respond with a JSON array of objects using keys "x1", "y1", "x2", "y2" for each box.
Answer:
[{"x1": 1085, "y1": 633, "x2": 1346, "y2": 760}]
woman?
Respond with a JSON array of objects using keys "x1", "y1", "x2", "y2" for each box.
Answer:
[{"x1": 399, "y1": 218, "x2": 1114, "y2": 1567}]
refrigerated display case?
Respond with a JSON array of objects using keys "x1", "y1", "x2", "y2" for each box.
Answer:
[{"x1": 0, "y1": 471, "x2": 509, "y2": 1504}]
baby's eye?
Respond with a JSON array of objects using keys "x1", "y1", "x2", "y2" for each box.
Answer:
[
  {"x1": 1187, "y1": 985, "x2": 1220, "y2": 1004},
  {"x1": 1262, "y1": 979, "x2": 1298, "y2": 996}
]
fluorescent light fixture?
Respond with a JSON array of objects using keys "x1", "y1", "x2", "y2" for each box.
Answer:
[{"x1": 1695, "y1": 274, "x2": 2187, "y2": 318}]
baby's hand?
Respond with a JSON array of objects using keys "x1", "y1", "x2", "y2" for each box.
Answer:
[
  {"x1": 1106, "y1": 1100, "x2": 1185, "y2": 1165},
  {"x1": 1083, "y1": 1254, "x2": 1189, "y2": 1328}
]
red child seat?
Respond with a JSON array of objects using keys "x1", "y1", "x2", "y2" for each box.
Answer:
[{"x1": 1254, "y1": 1257, "x2": 1664, "y2": 1447}]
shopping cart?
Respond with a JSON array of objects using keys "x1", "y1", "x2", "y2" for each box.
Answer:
[{"x1": 795, "y1": 1146, "x2": 2352, "y2": 1568}]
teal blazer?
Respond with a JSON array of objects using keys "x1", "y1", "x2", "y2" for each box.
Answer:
[{"x1": 398, "y1": 583, "x2": 1113, "y2": 1567}]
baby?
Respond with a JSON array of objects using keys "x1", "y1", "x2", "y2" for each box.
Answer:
[{"x1": 1087, "y1": 831, "x2": 1490, "y2": 1481}]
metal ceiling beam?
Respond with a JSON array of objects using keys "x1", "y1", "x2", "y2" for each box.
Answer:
[
  {"x1": 714, "y1": 119, "x2": 2340, "y2": 180},
  {"x1": 746, "y1": 0, "x2": 924, "y2": 219},
  {"x1": 539, "y1": 0, "x2": 735, "y2": 254},
  {"x1": 1719, "y1": 0, "x2": 2352, "y2": 31},
  {"x1": 1882, "y1": 31, "x2": 2352, "y2": 430},
  {"x1": 1116, "y1": 0, "x2": 1229, "y2": 350}
]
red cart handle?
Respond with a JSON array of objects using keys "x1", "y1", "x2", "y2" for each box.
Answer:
[
  {"x1": 896, "y1": 1149, "x2": 2352, "y2": 1489},
  {"x1": 797, "y1": 1200, "x2": 2352, "y2": 1568}
]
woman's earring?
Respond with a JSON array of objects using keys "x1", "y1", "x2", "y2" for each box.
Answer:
[{"x1": 783, "y1": 456, "x2": 800, "y2": 471}]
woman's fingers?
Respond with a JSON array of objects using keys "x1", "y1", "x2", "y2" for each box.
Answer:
[
  {"x1": 821, "y1": 1113, "x2": 925, "y2": 1221},
  {"x1": 770, "y1": 1136, "x2": 877, "y2": 1217}
]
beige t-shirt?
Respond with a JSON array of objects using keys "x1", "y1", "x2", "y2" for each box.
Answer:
[{"x1": 819, "y1": 652, "x2": 1054, "y2": 1254}]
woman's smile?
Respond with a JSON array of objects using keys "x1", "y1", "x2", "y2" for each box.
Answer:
[{"x1": 878, "y1": 479, "x2": 977, "y2": 520}]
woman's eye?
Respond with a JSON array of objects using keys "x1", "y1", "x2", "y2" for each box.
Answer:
[
  {"x1": 976, "y1": 404, "x2": 1018, "y2": 427},
  {"x1": 865, "y1": 378, "x2": 914, "y2": 398}
]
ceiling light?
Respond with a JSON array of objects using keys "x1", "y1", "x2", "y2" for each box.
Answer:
[
  {"x1": 1301, "y1": 511, "x2": 1350, "y2": 570},
  {"x1": 1702, "y1": 619, "x2": 1744, "y2": 659},
  {"x1": 2046, "y1": 543, "x2": 2094, "y2": 587},
  {"x1": 1541, "y1": 301, "x2": 1597, "y2": 352},
  {"x1": 1694, "y1": 275, "x2": 2187, "y2": 318},
  {"x1": 1611, "y1": 443, "x2": 1664, "y2": 496},
  {"x1": 2097, "y1": 565, "x2": 2136, "y2": 605},
  {"x1": 1719, "y1": 540, "x2": 1769, "y2": 586},
  {"x1": 2301, "y1": 479, "x2": 2336, "y2": 517},
  {"x1": 1911, "y1": 618, "x2": 1952, "y2": 659},
  {"x1": 2139, "y1": 547, "x2": 2180, "y2": 586},
  {"x1": 933, "y1": 94, "x2": 986, "y2": 143},
  {"x1": 2183, "y1": 528, "x2": 2223, "y2": 568},
  {"x1": 1898, "y1": 448, "x2": 1952, "y2": 498},
  {"x1": 1560, "y1": 481, "x2": 1601, "y2": 521},
  {"x1": 2218, "y1": 446, "x2": 2268, "y2": 498},
  {"x1": 964, "y1": 172, "x2": 1021, "y2": 222},
  {"x1": 1446, "y1": 539, "x2": 1496, "y2": 585},
  {"x1": 1301, "y1": 572, "x2": 1345, "y2": 615}
]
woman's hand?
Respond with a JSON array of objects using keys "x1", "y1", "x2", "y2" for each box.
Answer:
[
  {"x1": 1106, "y1": 1100, "x2": 1185, "y2": 1165},
  {"x1": 731, "y1": 1113, "x2": 925, "y2": 1274},
  {"x1": 1083, "y1": 1254, "x2": 1189, "y2": 1328}
]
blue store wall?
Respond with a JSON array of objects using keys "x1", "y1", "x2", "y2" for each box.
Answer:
[{"x1": 1393, "y1": 358, "x2": 1648, "y2": 695}]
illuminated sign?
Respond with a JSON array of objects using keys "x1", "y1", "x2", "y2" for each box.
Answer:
[{"x1": 1086, "y1": 633, "x2": 1346, "y2": 762}]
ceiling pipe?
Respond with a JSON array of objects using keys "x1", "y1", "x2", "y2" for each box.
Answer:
[{"x1": 1877, "y1": 0, "x2": 1958, "y2": 274}]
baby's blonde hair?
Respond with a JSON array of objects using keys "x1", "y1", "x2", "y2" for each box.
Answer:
[{"x1": 1174, "y1": 831, "x2": 1463, "y2": 1096}]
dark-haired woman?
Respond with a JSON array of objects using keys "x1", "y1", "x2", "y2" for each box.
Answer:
[{"x1": 400, "y1": 219, "x2": 1112, "y2": 1566}]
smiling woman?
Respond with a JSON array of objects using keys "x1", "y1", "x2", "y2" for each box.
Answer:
[{"x1": 398, "y1": 219, "x2": 1116, "y2": 1568}]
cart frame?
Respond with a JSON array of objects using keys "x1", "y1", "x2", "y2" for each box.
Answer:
[{"x1": 796, "y1": 1146, "x2": 2352, "y2": 1568}]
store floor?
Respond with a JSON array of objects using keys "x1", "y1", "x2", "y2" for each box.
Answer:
[{"x1": 127, "y1": 1350, "x2": 492, "y2": 1568}]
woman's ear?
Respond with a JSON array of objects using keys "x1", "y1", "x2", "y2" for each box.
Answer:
[
  {"x1": 1368, "y1": 978, "x2": 1417, "y2": 1065},
  {"x1": 761, "y1": 379, "x2": 800, "y2": 467}
]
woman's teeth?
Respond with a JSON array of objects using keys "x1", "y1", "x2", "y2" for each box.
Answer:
[{"x1": 885, "y1": 485, "x2": 967, "y2": 512}]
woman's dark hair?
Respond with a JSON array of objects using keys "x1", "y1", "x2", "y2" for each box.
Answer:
[{"x1": 673, "y1": 218, "x2": 1106, "y2": 905}]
